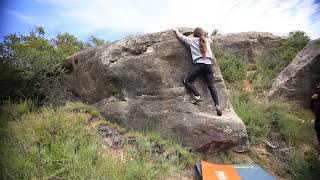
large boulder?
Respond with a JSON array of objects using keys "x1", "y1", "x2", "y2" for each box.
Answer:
[
  {"x1": 211, "y1": 32, "x2": 280, "y2": 60},
  {"x1": 65, "y1": 28, "x2": 249, "y2": 152},
  {"x1": 268, "y1": 39, "x2": 320, "y2": 105}
]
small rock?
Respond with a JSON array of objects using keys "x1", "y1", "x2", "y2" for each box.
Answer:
[
  {"x1": 98, "y1": 124, "x2": 120, "y2": 138},
  {"x1": 71, "y1": 108, "x2": 80, "y2": 113},
  {"x1": 87, "y1": 114, "x2": 98, "y2": 122},
  {"x1": 112, "y1": 135, "x2": 124, "y2": 148},
  {"x1": 104, "y1": 137, "x2": 113, "y2": 147},
  {"x1": 127, "y1": 136, "x2": 138, "y2": 145},
  {"x1": 165, "y1": 150, "x2": 182, "y2": 165},
  {"x1": 152, "y1": 142, "x2": 165, "y2": 154}
]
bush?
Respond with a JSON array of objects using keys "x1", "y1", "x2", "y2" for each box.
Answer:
[
  {"x1": 267, "y1": 102, "x2": 314, "y2": 145},
  {"x1": 274, "y1": 31, "x2": 310, "y2": 66},
  {"x1": 249, "y1": 31, "x2": 310, "y2": 93},
  {"x1": 0, "y1": 27, "x2": 108, "y2": 104},
  {"x1": 262, "y1": 30, "x2": 310, "y2": 71},
  {"x1": 230, "y1": 87, "x2": 314, "y2": 145},
  {"x1": 231, "y1": 89, "x2": 272, "y2": 144},
  {"x1": 288, "y1": 149, "x2": 320, "y2": 180},
  {"x1": 213, "y1": 46, "x2": 246, "y2": 84},
  {"x1": 1, "y1": 28, "x2": 72, "y2": 103}
]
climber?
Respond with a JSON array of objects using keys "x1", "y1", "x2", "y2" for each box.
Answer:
[
  {"x1": 311, "y1": 84, "x2": 320, "y2": 145},
  {"x1": 173, "y1": 27, "x2": 222, "y2": 116}
]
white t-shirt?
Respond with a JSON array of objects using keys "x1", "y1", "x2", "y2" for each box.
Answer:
[{"x1": 177, "y1": 32, "x2": 213, "y2": 64}]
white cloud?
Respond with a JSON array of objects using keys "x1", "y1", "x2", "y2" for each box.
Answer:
[
  {"x1": 36, "y1": 0, "x2": 320, "y2": 39},
  {"x1": 5, "y1": 10, "x2": 33, "y2": 21}
]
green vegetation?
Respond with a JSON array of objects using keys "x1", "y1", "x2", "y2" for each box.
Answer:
[
  {"x1": 249, "y1": 31, "x2": 310, "y2": 92},
  {"x1": 0, "y1": 27, "x2": 195, "y2": 180},
  {"x1": 0, "y1": 101, "x2": 194, "y2": 179},
  {"x1": 215, "y1": 31, "x2": 320, "y2": 179},
  {"x1": 288, "y1": 149, "x2": 320, "y2": 179},
  {"x1": 214, "y1": 45, "x2": 246, "y2": 83},
  {"x1": 0, "y1": 27, "x2": 318, "y2": 179},
  {"x1": 214, "y1": 31, "x2": 310, "y2": 93},
  {"x1": 230, "y1": 88, "x2": 314, "y2": 145},
  {"x1": 0, "y1": 26, "x2": 107, "y2": 104}
]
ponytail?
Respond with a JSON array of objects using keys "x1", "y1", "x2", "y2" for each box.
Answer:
[
  {"x1": 199, "y1": 35, "x2": 208, "y2": 58},
  {"x1": 194, "y1": 27, "x2": 208, "y2": 58}
]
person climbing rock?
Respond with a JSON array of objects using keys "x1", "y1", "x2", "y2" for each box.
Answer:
[
  {"x1": 311, "y1": 84, "x2": 320, "y2": 145},
  {"x1": 173, "y1": 27, "x2": 222, "y2": 116}
]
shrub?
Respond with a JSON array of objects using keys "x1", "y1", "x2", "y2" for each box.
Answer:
[
  {"x1": 213, "y1": 46, "x2": 246, "y2": 84},
  {"x1": 267, "y1": 102, "x2": 314, "y2": 145},
  {"x1": 230, "y1": 87, "x2": 314, "y2": 145},
  {"x1": 273, "y1": 31, "x2": 310, "y2": 66},
  {"x1": 288, "y1": 149, "x2": 320, "y2": 180},
  {"x1": 249, "y1": 31, "x2": 310, "y2": 93},
  {"x1": 0, "y1": 27, "x2": 107, "y2": 104},
  {"x1": 230, "y1": 89, "x2": 272, "y2": 144}
]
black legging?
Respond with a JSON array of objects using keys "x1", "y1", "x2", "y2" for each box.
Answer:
[{"x1": 183, "y1": 63, "x2": 219, "y2": 106}]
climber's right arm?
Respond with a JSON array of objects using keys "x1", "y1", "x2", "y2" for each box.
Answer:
[{"x1": 173, "y1": 29, "x2": 192, "y2": 46}]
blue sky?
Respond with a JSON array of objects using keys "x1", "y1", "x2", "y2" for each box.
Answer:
[{"x1": 1, "y1": 0, "x2": 320, "y2": 41}]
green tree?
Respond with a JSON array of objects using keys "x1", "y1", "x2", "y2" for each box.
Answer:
[
  {"x1": 0, "y1": 26, "x2": 55, "y2": 100},
  {"x1": 52, "y1": 32, "x2": 85, "y2": 60},
  {"x1": 85, "y1": 35, "x2": 108, "y2": 47},
  {"x1": 0, "y1": 27, "x2": 86, "y2": 103}
]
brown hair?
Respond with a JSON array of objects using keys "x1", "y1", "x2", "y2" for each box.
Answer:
[{"x1": 193, "y1": 27, "x2": 208, "y2": 58}]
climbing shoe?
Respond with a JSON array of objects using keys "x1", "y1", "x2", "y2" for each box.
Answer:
[
  {"x1": 215, "y1": 105, "x2": 222, "y2": 116},
  {"x1": 190, "y1": 96, "x2": 204, "y2": 104}
]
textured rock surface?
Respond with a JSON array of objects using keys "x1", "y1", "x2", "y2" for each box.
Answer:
[
  {"x1": 65, "y1": 28, "x2": 249, "y2": 152},
  {"x1": 211, "y1": 32, "x2": 280, "y2": 60},
  {"x1": 268, "y1": 39, "x2": 320, "y2": 105}
]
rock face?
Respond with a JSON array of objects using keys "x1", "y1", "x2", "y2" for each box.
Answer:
[
  {"x1": 65, "y1": 28, "x2": 249, "y2": 152},
  {"x1": 268, "y1": 39, "x2": 320, "y2": 105},
  {"x1": 211, "y1": 32, "x2": 280, "y2": 60}
]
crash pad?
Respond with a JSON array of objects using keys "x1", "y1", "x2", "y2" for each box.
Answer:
[{"x1": 196, "y1": 161, "x2": 276, "y2": 180}]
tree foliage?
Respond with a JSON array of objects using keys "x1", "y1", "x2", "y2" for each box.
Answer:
[
  {"x1": 247, "y1": 31, "x2": 310, "y2": 92},
  {"x1": 267, "y1": 30, "x2": 310, "y2": 69},
  {"x1": 85, "y1": 35, "x2": 108, "y2": 47},
  {"x1": 211, "y1": 29, "x2": 222, "y2": 36},
  {"x1": 0, "y1": 26, "x2": 106, "y2": 104}
]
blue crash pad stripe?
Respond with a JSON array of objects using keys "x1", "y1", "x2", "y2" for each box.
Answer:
[
  {"x1": 234, "y1": 164, "x2": 276, "y2": 180},
  {"x1": 195, "y1": 162, "x2": 202, "y2": 180}
]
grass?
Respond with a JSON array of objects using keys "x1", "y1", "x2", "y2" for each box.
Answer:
[
  {"x1": 230, "y1": 88, "x2": 315, "y2": 145},
  {"x1": 214, "y1": 32, "x2": 319, "y2": 179},
  {"x1": 224, "y1": 75, "x2": 319, "y2": 180},
  {"x1": 0, "y1": 99, "x2": 37, "y2": 122},
  {"x1": 1, "y1": 102, "x2": 108, "y2": 179},
  {"x1": 0, "y1": 31, "x2": 315, "y2": 179},
  {"x1": 0, "y1": 101, "x2": 194, "y2": 179},
  {"x1": 288, "y1": 149, "x2": 320, "y2": 180}
]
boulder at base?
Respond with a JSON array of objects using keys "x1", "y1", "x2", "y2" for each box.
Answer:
[
  {"x1": 268, "y1": 39, "x2": 320, "y2": 106},
  {"x1": 65, "y1": 28, "x2": 249, "y2": 152}
]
